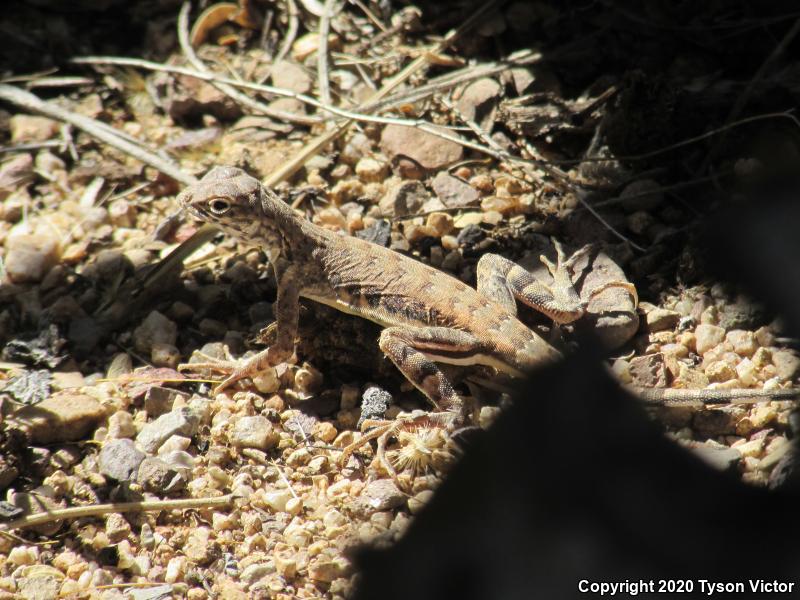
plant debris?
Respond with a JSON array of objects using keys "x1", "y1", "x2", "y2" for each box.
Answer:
[{"x1": 0, "y1": 1, "x2": 798, "y2": 598}]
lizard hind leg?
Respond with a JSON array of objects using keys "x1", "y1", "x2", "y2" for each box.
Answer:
[
  {"x1": 335, "y1": 325, "x2": 473, "y2": 481},
  {"x1": 476, "y1": 250, "x2": 585, "y2": 325},
  {"x1": 547, "y1": 239, "x2": 639, "y2": 312}
]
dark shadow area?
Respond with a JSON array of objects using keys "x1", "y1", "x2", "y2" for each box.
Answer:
[
  {"x1": 354, "y1": 346, "x2": 800, "y2": 599},
  {"x1": 353, "y1": 198, "x2": 800, "y2": 597}
]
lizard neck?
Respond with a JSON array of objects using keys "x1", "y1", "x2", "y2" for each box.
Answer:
[{"x1": 259, "y1": 188, "x2": 332, "y2": 261}]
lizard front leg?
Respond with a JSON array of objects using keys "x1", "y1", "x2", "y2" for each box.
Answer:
[
  {"x1": 378, "y1": 326, "x2": 481, "y2": 420},
  {"x1": 180, "y1": 262, "x2": 301, "y2": 393}
]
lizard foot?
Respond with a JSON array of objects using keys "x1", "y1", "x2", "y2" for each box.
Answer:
[
  {"x1": 178, "y1": 346, "x2": 282, "y2": 394},
  {"x1": 339, "y1": 410, "x2": 458, "y2": 488},
  {"x1": 542, "y1": 239, "x2": 638, "y2": 312}
]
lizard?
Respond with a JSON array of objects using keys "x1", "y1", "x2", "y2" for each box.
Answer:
[{"x1": 177, "y1": 166, "x2": 798, "y2": 476}]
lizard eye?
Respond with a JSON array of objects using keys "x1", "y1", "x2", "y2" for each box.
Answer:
[{"x1": 208, "y1": 198, "x2": 231, "y2": 214}]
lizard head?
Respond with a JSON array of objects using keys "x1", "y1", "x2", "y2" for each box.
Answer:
[{"x1": 178, "y1": 166, "x2": 289, "y2": 252}]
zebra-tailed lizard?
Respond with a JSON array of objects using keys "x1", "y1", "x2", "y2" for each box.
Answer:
[{"x1": 177, "y1": 167, "x2": 797, "y2": 476}]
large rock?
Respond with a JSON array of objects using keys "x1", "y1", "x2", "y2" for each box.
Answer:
[
  {"x1": 380, "y1": 124, "x2": 463, "y2": 170},
  {"x1": 4, "y1": 233, "x2": 60, "y2": 283},
  {"x1": 519, "y1": 238, "x2": 639, "y2": 349},
  {"x1": 10, "y1": 393, "x2": 105, "y2": 444}
]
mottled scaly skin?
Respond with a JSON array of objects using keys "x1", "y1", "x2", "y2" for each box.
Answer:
[
  {"x1": 178, "y1": 167, "x2": 560, "y2": 378},
  {"x1": 311, "y1": 235, "x2": 561, "y2": 371}
]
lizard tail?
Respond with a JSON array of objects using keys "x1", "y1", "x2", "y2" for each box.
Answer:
[{"x1": 628, "y1": 385, "x2": 798, "y2": 407}]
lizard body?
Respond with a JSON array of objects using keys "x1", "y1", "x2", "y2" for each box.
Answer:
[
  {"x1": 178, "y1": 167, "x2": 797, "y2": 420},
  {"x1": 179, "y1": 167, "x2": 562, "y2": 417}
]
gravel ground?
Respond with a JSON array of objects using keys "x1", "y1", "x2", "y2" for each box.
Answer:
[{"x1": 0, "y1": 2, "x2": 798, "y2": 598}]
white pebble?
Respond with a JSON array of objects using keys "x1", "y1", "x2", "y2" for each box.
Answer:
[
  {"x1": 165, "y1": 556, "x2": 187, "y2": 583},
  {"x1": 736, "y1": 358, "x2": 757, "y2": 387},
  {"x1": 263, "y1": 490, "x2": 292, "y2": 512},
  {"x1": 695, "y1": 324, "x2": 725, "y2": 355}
]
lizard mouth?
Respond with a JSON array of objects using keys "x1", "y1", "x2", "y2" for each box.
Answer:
[
  {"x1": 186, "y1": 205, "x2": 253, "y2": 241},
  {"x1": 184, "y1": 205, "x2": 213, "y2": 226}
]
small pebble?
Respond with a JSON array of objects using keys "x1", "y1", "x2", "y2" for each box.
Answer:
[
  {"x1": 184, "y1": 527, "x2": 214, "y2": 564},
  {"x1": 644, "y1": 307, "x2": 681, "y2": 333},
  {"x1": 254, "y1": 369, "x2": 281, "y2": 394},
  {"x1": 380, "y1": 125, "x2": 463, "y2": 171},
  {"x1": 229, "y1": 416, "x2": 279, "y2": 450},
  {"x1": 4, "y1": 233, "x2": 60, "y2": 283},
  {"x1": 705, "y1": 360, "x2": 736, "y2": 383},
  {"x1": 750, "y1": 404, "x2": 777, "y2": 428},
  {"x1": 136, "y1": 457, "x2": 185, "y2": 494},
  {"x1": 10, "y1": 114, "x2": 59, "y2": 142},
  {"x1": 105, "y1": 512, "x2": 132, "y2": 542},
  {"x1": 772, "y1": 350, "x2": 800, "y2": 382},
  {"x1": 8, "y1": 545, "x2": 38, "y2": 566},
  {"x1": 726, "y1": 329, "x2": 757, "y2": 357},
  {"x1": 312, "y1": 421, "x2": 338, "y2": 443},
  {"x1": 736, "y1": 358, "x2": 757, "y2": 386},
  {"x1": 354, "y1": 479, "x2": 406, "y2": 515},
  {"x1": 133, "y1": 311, "x2": 178, "y2": 355},
  {"x1": 99, "y1": 438, "x2": 145, "y2": 482},
  {"x1": 136, "y1": 408, "x2": 199, "y2": 454},
  {"x1": 355, "y1": 157, "x2": 387, "y2": 183},
  {"x1": 408, "y1": 490, "x2": 434, "y2": 514},
  {"x1": 695, "y1": 324, "x2": 726, "y2": 355},
  {"x1": 359, "y1": 386, "x2": 392, "y2": 428},
  {"x1": 151, "y1": 342, "x2": 181, "y2": 368},
  {"x1": 286, "y1": 497, "x2": 303, "y2": 515},
  {"x1": 308, "y1": 558, "x2": 349, "y2": 582},
  {"x1": 431, "y1": 172, "x2": 480, "y2": 209},
  {"x1": 107, "y1": 410, "x2": 136, "y2": 439},
  {"x1": 732, "y1": 438, "x2": 765, "y2": 459}
]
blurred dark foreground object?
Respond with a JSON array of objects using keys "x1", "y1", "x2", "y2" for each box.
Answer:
[
  {"x1": 353, "y1": 348, "x2": 800, "y2": 599},
  {"x1": 353, "y1": 199, "x2": 800, "y2": 599}
]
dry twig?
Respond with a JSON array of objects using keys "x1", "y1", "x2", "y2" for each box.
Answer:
[
  {"x1": 178, "y1": 1, "x2": 320, "y2": 126},
  {"x1": 262, "y1": 0, "x2": 503, "y2": 185},
  {"x1": 317, "y1": 0, "x2": 337, "y2": 106},
  {"x1": 0, "y1": 495, "x2": 234, "y2": 532},
  {"x1": 274, "y1": 0, "x2": 300, "y2": 64}
]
